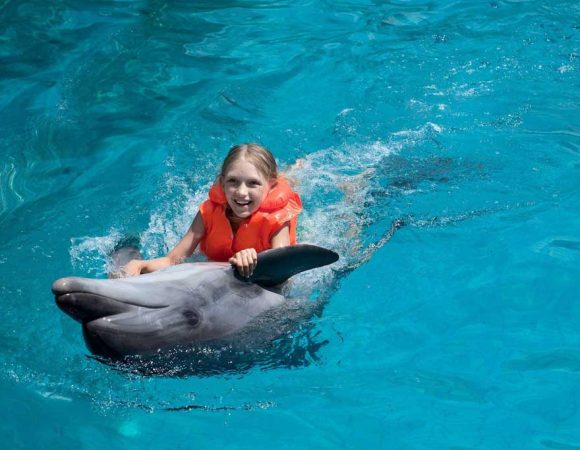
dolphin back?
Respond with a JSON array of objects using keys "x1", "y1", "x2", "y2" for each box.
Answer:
[{"x1": 240, "y1": 244, "x2": 339, "y2": 286}]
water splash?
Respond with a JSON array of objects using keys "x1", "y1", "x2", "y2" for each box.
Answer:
[
  {"x1": 288, "y1": 123, "x2": 445, "y2": 286},
  {"x1": 139, "y1": 173, "x2": 210, "y2": 259},
  {"x1": 69, "y1": 229, "x2": 123, "y2": 276}
]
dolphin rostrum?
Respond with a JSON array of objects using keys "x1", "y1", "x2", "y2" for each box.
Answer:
[{"x1": 52, "y1": 244, "x2": 339, "y2": 360}]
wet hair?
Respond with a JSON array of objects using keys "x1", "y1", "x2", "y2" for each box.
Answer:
[{"x1": 220, "y1": 143, "x2": 278, "y2": 181}]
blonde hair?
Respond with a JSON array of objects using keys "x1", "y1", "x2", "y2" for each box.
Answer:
[{"x1": 220, "y1": 143, "x2": 278, "y2": 181}]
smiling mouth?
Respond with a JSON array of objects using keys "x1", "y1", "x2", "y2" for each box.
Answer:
[{"x1": 234, "y1": 200, "x2": 252, "y2": 207}]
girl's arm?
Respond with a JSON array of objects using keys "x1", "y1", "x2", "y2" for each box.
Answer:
[
  {"x1": 228, "y1": 222, "x2": 290, "y2": 278},
  {"x1": 123, "y1": 211, "x2": 205, "y2": 276},
  {"x1": 270, "y1": 222, "x2": 290, "y2": 248}
]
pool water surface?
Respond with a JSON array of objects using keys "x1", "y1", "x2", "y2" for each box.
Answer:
[{"x1": 0, "y1": 1, "x2": 579, "y2": 448}]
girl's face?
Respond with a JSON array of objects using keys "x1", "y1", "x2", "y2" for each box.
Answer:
[{"x1": 221, "y1": 158, "x2": 271, "y2": 219}]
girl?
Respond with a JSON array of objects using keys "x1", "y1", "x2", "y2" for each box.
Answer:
[{"x1": 123, "y1": 143, "x2": 302, "y2": 278}]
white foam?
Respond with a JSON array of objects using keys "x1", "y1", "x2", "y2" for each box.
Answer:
[
  {"x1": 558, "y1": 65, "x2": 573, "y2": 74},
  {"x1": 37, "y1": 391, "x2": 73, "y2": 402},
  {"x1": 69, "y1": 229, "x2": 122, "y2": 275},
  {"x1": 140, "y1": 174, "x2": 210, "y2": 258},
  {"x1": 285, "y1": 142, "x2": 396, "y2": 290}
]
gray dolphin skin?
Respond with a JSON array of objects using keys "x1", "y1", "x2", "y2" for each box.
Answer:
[{"x1": 52, "y1": 244, "x2": 338, "y2": 360}]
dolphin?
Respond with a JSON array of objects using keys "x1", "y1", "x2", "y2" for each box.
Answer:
[{"x1": 52, "y1": 244, "x2": 338, "y2": 361}]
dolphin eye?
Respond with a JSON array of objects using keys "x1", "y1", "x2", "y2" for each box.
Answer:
[{"x1": 182, "y1": 309, "x2": 200, "y2": 327}]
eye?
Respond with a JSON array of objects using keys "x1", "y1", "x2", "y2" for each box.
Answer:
[
  {"x1": 225, "y1": 177, "x2": 238, "y2": 185},
  {"x1": 248, "y1": 179, "x2": 262, "y2": 187}
]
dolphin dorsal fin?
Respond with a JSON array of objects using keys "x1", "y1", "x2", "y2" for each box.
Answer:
[{"x1": 234, "y1": 244, "x2": 339, "y2": 286}]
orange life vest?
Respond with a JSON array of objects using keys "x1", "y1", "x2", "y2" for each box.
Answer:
[{"x1": 199, "y1": 177, "x2": 302, "y2": 261}]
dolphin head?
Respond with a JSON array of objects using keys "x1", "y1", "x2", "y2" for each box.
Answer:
[
  {"x1": 52, "y1": 245, "x2": 339, "y2": 360},
  {"x1": 53, "y1": 263, "x2": 286, "y2": 358}
]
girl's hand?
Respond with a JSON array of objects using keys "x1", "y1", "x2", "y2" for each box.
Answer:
[
  {"x1": 229, "y1": 248, "x2": 258, "y2": 279},
  {"x1": 122, "y1": 259, "x2": 146, "y2": 277}
]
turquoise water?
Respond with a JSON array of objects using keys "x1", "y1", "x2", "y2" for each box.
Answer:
[{"x1": 1, "y1": 0, "x2": 579, "y2": 448}]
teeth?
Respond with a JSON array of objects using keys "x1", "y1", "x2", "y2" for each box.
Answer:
[{"x1": 235, "y1": 200, "x2": 251, "y2": 206}]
